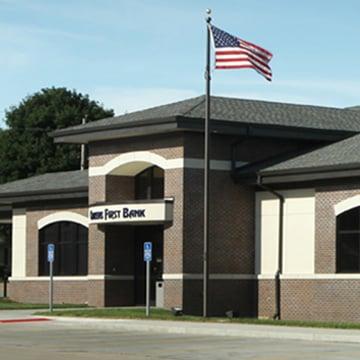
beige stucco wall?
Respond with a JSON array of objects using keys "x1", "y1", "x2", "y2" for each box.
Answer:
[
  {"x1": 255, "y1": 194, "x2": 279, "y2": 275},
  {"x1": 11, "y1": 208, "x2": 27, "y2": 277},
  {"x1": 255, "y1": 189, "x2": 315, "y2": 276}
]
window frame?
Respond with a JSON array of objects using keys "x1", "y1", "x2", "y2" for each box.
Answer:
[
  {"x1": 39, "y1": 221, "x2": 88, "y2": 276},
  {"x1": 336, "y1": 207, "x2": 360, "y2": 273},
  {"x1": 135, "y1": 166, "x2": 164, "y2": 200}
]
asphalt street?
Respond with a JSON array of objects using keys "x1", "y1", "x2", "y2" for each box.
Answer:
[{"x1": 1, "y1": 317, "x2": 360, "y2": 360}]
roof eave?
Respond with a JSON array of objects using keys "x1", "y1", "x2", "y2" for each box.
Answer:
[
  {"x1": 53, "y1": 114, "x2": 356, "y2": 144},
  {"x1": 259, "y1": 164, "x2": 360, "y2": 185},
  {"x1": 0, "y1": 186, "x2": 88, "y2": 205},
  {"x1": 52, "y1": 116, "x2": 180, "y2": 144}
]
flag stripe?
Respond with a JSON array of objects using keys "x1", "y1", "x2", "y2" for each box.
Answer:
[
  {"x1": 216, "y1": 56, "x2": 270, "y2": 70},
  {"x1": 216, "y1": 60, "x2": 272, "y2": 76},
  {"x1": 247, "y1": 58, "x2": 272, "y2": 73},
  {"x1": 240, "y1": 39, "x2": 273, "y2": 59},
  {"x1": 216, "y1": 48, "x2": 269, "y2": 63},
  {"x1": 216, "y1": 60, "x2": 271, "y2": 74},
  {"x1": 216, "y1": 52, "x2": 270, "y2": 69},
  {"x1": 210, "y1": 25, "x2": 273, "y2": 81},
  {"x1": 216, "y1": 51, "x2": 268, "y2": 66}
]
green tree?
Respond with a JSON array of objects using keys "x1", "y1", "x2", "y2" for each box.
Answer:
[{"x1": 0, "y1": 87, "x2": 114, "y2": 183}]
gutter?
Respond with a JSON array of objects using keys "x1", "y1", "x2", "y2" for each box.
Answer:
[
  {"x1": 261, "y1": 162, "x2": 360, "y2": 178},
  {"x1": 51, "y1": 116, "x2": 179, "y2": 138},
  {"x1": 0, "y1": 186, "x2": 88, "y2": 200},
  {"x1": 51, "y1": 113, "x2": 353, "y2": 145},
  {"x1": 257, "y1": 174, "x2": 284, "y2": 320}
]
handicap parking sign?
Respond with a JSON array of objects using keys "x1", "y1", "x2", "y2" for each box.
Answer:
[
  {"x1": 144, "y1": 242, "x2": 152, "y2": 262},
  {"x1": 47, "y1": 244, "x2": 55, "y2": 263}
]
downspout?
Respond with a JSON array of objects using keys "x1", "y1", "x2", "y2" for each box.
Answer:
[{"x1": 257, "y1": 174, "x2": 284, "y2": 320}]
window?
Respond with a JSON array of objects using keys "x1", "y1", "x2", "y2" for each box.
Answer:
[
  {"x1": 135, "y1": 166, "x2": 164, "y2": 200},
  {"x1": 337, "y1": 207, "x2": 360, "y2": 273},
  {"x1": 39, "y1": 222, "x2": 88, "y2": 276}
]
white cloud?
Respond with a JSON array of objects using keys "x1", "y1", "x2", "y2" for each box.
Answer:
[{"x1": 88, "y1": 87, "x2": 200, "y2": 115}]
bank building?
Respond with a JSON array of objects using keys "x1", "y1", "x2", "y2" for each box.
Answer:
[{"x1": 1, "y1": 95, "x2": 360, "y2": 322}]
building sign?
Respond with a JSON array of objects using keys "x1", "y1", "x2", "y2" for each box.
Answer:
[{"x1": 88, "y1": 201, "x2": 173, "y2": 225}]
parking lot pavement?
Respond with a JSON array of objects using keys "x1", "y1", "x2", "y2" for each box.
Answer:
[{"x1": 1, "y1": 320, "x2": 360, "y2": 360}]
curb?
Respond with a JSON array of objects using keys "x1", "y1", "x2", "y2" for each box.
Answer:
[
  {"x1": 44, "y1": 316, "x2": 360, "y2": 344},
  {"x1": 0, "y1": 318, "x2": 51, "y2": 324}
]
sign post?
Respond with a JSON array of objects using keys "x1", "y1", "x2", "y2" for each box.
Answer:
[
  {"x1": 143, "y1": 242, "x2": 152, "y2": 317},
  {"x1": 47, "y1": 244, "x2": 55, "y2": 313}
]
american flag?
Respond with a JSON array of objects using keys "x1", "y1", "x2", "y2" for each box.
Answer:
[{"x1": 210, "y1": 25, "x2": 273, "y2": 81}]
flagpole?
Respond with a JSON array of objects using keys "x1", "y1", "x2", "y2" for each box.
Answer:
[{"x1": 203, "y1": 8, "x2": 212, "y2": 318}]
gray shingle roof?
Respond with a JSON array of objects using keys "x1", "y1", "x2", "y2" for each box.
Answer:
[
  {"x1": 346, "y1": 106, "x2": 360, "y2": 111},
  {"x1": 54, "y1": 96, "x2": 206, "y2": 134},
  {"x1": 261, "y1": 134, "x2": 360, "y2": 174},
  {"x1": 53, "y1": 95, "x2": 360, "y2": 136},
  {"x1": 0, "y1": 170, "x2": 88, "y2": 197}
]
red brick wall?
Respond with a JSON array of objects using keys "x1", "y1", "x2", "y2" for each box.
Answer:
[
  {"x1": 26, "y1": 205, "x2": 88, "y2": 277},
  {"x1": 258, "y1": 279, "x2": 276, "y2": 318},
  {"x1": 88, "y1": 134, "x2": 187, "y2": 308},
  {"x1": 259, "y1": 278, "x2": 360, "y2": 323},
  {"x1": 182, "y1": 135, "x2": 256, "y2": 274},
  {"x1": 163, "y1": 279, "x2": 183, "y2": 309},
  {"x1": 9, "y1": 204, "x2": 93, "y2": 306},
  {"x1": 184, "y1": 133, "x2": 307, "y2": 162},
  {"x1": 315, "y1": 183, "x2": 360, "y2": 273},
  {"x1": 258, "y1": 183, "x2": 360, "y2": 322},
  {"x1": 89, "y1": 133, "x2": 184, "y2": 167},
  {"x1": 183, "y1": 279, "x2": 256, "y2": 316},
  {"x1": 8, "y1": 280, "x2": 88, "y2": 304},
  {"x1": 86, "y1": 133, "x2": 261, "y2": 314},
  {"x1": 181, "y1": 164, "x2": 255, "y2": 315},
  {"x1": 11, "y1": 132, "x2": 322, "y2": 316}
]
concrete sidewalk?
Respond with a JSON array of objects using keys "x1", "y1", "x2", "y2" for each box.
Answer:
[
  {"x1": 0, "y1": 309, "x2": 45, "y2": 320},
  {"x1": 47, "y1": 316, "x2": 360, "y2": 344}
]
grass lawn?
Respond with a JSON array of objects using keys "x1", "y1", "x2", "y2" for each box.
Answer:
[
  {"x1": 0, "y1": 298, "x2": 88, "y2": 310},
  {"x1": 35, "y1": 307, "x2": 360, "y2": 330}
]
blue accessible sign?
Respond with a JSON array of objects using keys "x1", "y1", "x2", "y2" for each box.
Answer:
[
  {"x1": 143, "y1": 242, "x2": 152, "y2": 262},
  {"x1": 47, "y1": 244, "x2": 55, "y2": 263}
]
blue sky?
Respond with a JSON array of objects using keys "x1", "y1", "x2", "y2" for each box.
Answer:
[{"x1": 1, "y1": 0, "x2": 360, "y2": 127}]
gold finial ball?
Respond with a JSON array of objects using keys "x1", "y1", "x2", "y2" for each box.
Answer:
[{"x1": 206, "y1": 8, "x2": 212, "y2": 15}]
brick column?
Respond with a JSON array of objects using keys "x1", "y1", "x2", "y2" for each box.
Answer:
[
  {"x1": 88, "y1": 175, "x2": 136, "y2": 307},
  {"x1": 182, "y1": 168, "x2": 256, "y2": 315},
  {"x1": 163, "y1": 168, "x2": 184, "y2": 309},
  {"x1": 88, "y1": 176, "x2": 106, "y2": 306}
]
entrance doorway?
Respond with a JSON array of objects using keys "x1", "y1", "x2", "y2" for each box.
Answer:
[{"x1": 134, "y1": 225, "x2": 163, "y2": 305}]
